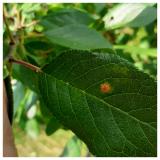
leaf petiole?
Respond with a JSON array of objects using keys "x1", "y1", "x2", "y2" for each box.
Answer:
[{"x1": 9, "y1": 58, "x2": 42, "y2": 73}]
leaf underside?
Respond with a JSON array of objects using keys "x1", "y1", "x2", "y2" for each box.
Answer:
[{"x1": 38, "y1": 50, "x2": 157, "y2": 157}]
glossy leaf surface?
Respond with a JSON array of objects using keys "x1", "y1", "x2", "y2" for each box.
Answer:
[{"x1": 38, "y1": 50, "x2": 157, "y2": 156}]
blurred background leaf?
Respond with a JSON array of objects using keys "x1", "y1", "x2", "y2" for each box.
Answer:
[
  {"x1": 103, "y1": 4, "x2": 156, "y2": 30},
  {"x1": 60, "y1": 136, "x2": 81, "y2": 157}
]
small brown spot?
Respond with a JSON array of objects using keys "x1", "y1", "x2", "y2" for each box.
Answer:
[{"x1": 100, "y1": 82, "x2": 111, "y2": 93}]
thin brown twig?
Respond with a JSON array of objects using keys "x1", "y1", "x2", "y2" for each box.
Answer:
[
  {"x1": 9, "y1": 58, "x2": 42, "y2": 73},
  {"x1": 3, "y1": 8, "x2": 15, "y2": 44}
]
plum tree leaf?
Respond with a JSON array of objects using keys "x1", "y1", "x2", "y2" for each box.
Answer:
[
  {"x1": 44, "y1": 24, "x2": 112, "y2": 50},
  {"x1": 38, "y1": 50, "x2": 157, "y2": 156}
]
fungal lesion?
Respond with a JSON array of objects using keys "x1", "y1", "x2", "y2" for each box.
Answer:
[{"x1": 100, "y1": 82, "x2": 112, "y2": 94}]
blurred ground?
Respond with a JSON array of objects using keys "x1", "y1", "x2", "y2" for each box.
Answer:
[{"x1": 13, "y1": 124, "x2": 74, "y2": 157}]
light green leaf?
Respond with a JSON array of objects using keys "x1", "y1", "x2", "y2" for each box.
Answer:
[
  {"x1": 38, "y1": 50, "x2": 157, "y2": 156},
  {"x1": 13, "y1": 81, "x2": 26, "y2": 114},
  {"x1": 61, "y1": 135, "x2": 81, "y2": 157},
  {"x1": 25, "y1": 118, "x2": 40, "y2": 139},
  {"x1": 44, "y1": 24, "x2": 112, "y2": 50},
  {"x1": 103, "y1": 4, "x2": 157, "y2": 30}
]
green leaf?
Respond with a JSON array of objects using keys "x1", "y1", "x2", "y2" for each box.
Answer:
[
  {"x1": 45, "y1": 117, "x2": 61, "y2": 136},
  {"x1": 40, "y1": 8, "x2": 94, "y2": 30},
  {"x1": 38, "y1": 50, "x2": 157, "y2": 156},
  {"x1": 44, "y1": 24, "x2": 112, "y2": 50},
  {"x1": 61, "y1": 135, "x2": 81, "y2": 157},
  {"x1": 39, "y1": 96, "x2": 52, "y2": 119},
  {"x1": 24, "y1": 38, "x2": 53, "y2": 54},
  {"x1": 103, "y1": 4, "x2": 157, "y2": 30},
  {"x1": 128, "y1": 7, "x2": 157, "y2": 27}
]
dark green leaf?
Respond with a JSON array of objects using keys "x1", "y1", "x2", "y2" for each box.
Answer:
[
  {"x1": 24, "y1": 38, "x2": 53, "y2": 54},
  {"x1": 44, "y1": 24, "x2": 112, "y2": 50},
  {"x1": 39, "y1": 96, "x2": 52, "y2": 119},
  {"x1": 45, "y1": 117, "x2": 61, "y2": 136},
  {"x1": 38, "y1": 50, "x2": 157, "y2": 156}
]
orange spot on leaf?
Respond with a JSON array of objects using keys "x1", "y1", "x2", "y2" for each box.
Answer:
[{"x1": 100, "y1": 83, "x2": 111, "y2": 93}]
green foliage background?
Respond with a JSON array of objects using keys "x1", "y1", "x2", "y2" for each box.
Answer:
[{"x1": 3, "y1": 3, "x2": 157, "y2": 157}]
